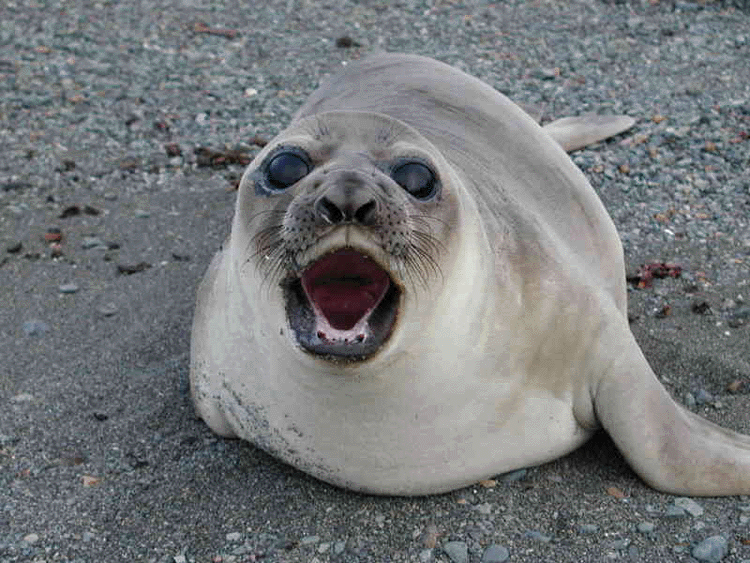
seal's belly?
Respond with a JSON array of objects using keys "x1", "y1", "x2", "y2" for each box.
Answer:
[{"x1": 220, "y1": 385, "x2": 592, "y2": 495}]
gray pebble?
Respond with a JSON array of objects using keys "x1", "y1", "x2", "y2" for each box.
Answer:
[
  {"x1": 637, "y1": 522, "x2": 655, "y2": 533},
  {"x1": 481, "y1": 544, "x2": 510, "y2": 563},
  {"x1": 96, "y1": 303, "x2": 118, "y2": 316},
  {"x1": 419, "y1": 548, "x2": 433, "y2": 562},
  {"x1": 664, "y1": 505, "x2": 687, "y2": 518},
  {"x1": 692, "y1": 535, "x2": 728, "y2": 563},
  {"x1": 443, "y1": 541, "x2": 468, "y2": 563},
  {"x1": 300, "y1": 535, "x2": 320, "y2": 545},
  {"x1": 225, "y1": 532, "x2": 242, "y2": 542},
  {"x1": 59, "y1": 283, "x2": 79, "y2": 293},
  {"x1": 500, "y1": 468, "x2": 527, "y2": 482},
  {"x1": 333, "y1": 541, "x2": 346, "y2": 555},
  {"x1": 0, "y1": 434, "x2": 20, "y2": 447},
  {"x1": 611, "y1": 539, "x2": 631, "y2": 550},
  {"x1": 674, "y1": 497, "x2": 704, "y2": 517},
  {"x1": 81, "y1": 236, "x2": 107, "y2": 250},
  {"x1": 524, "y1": 530, "x2": 552, "y2": 542},
  {"x1": 22, "y1": 533, "x2": 39, "y2": 545},
  {"x1": 578, "y1": 524, "x2": 599, "y2": 534},
  {"x1": 22, "y1": 319, "x2": 49, "y2": 336}
]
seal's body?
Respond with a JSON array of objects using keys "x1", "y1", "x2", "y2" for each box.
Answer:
[{"x1": 191, "y1": 54, "x2": 750, "y2": 496}]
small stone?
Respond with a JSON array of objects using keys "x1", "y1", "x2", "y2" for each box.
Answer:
[
  {"x1": 82, "y1": 531, "x2": 96, "y2": 542},
  {"x1": 173, "y1": 556, "x2": 187, "y2": 563},
  {"x1": 134, "y1": 209, "x2": 150, "y2": 218},
  {"x1": 6, "y1": 241, "x2": 22, "y2": 253},
  {"x1": 317, "y1": 542, "x2": 330, "y2": 553},
  {"x1": 579, "y1": 524, "x2": 599, "y2": 534},
  {"x1": 225, "y1": 532, "x2": 242, "y2": 542},
  {"x1": 10, "y1": 393, "x2": 35, "y2": 403},
  {"x1": 664, "y1": 505, "x2": 687, "y2": 518},
  {"x1": 333, "y1": 541, "x2": 346, "y2": 555},
  {"x1": 82, "y1": 236, "x2": 107, "y2": 250},
  {"x1": 419, "y1": 549, "x2": 433, "y2": 563},
  {"x1": 637, "y1": 522, "x2": 656, "y2": 533},
  {"x1": 692, "y1": 535, "x2": 728, "y2": 563},
  {"x1": 443, "y1": 541, "x2": 468, "y2": 563},
  {"x1": 524, "y1": 530, "x2": 552, "y2": 542},
  {"x1": 23, "y1": 533, "x2": 40, "y2": 544},
  {"x1": 475, "y1": 503, "x2": 492, "y2": 515},
  {"x1": 300, "y1": 535, "x2": 320, "y2": 545},
  {"x1": 22, "y1": 319, "x2": 49, "y2": 336},
  {"x1": 500, "y1": 468, "x2": 527, "y2": 482},
  {"x1": 96, "y1": 303, "x2": 118, "y2": 316},
  {"x1": 694, "y1": 390, "x2": 712, "y2": 406},
  {"x1": 0, "y1": 434, "x2": 20, "y2": 447},
  {"x1": 59, "y1": 283, "x2": 79, "y2": 294},
  {"x1": 481, "y1": 544, "x2": 510, "y2": 563},
  {"x1": 674, "y1": 497, "x2": 704, "y2": 517}
]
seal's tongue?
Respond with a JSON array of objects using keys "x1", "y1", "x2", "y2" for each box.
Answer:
[{"x1": 301, "y1": 249, "x2": 390, "y2": 331}]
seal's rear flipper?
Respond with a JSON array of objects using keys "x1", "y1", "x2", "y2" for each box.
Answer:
[
  {"x1": 593, "y1": 330, "x2": 750, "y2": 496},
  {"x1": 543, "y1": 115, "x2": 636, "y2": 152}
]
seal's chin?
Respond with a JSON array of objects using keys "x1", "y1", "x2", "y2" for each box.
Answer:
[{"x1": 283, "y1": 248, "x2": 400, "y2": 361}]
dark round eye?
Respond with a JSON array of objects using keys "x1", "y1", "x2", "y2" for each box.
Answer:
[
  {"x1": 267, "y1": 151, "x2": 310, "y2": 190},
  {"x1": 391, "y1": 162, "x2": 437, "y2": 200}
]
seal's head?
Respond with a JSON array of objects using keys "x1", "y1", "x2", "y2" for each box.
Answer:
[{"x1": 235, "y1": 111, "x2": 460, "y2": 362}]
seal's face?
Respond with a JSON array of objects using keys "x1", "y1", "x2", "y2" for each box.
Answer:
[{"x1": 238, "y1": 111, "x2": 457, "y2": 361}]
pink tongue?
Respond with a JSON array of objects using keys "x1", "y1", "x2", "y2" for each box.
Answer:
[{"x1": 301, "y1": 250, "x2": 390, "y2": 331}]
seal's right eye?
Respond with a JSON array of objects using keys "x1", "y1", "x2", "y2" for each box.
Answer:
[{"x1": 267, "y1": 151, "x2": 311, "y2": 190}]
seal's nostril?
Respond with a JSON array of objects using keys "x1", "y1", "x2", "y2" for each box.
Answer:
[
  {"x1": 316, "y1": 196, "x2": 344, "y2": 224},
  {"x1": 354, "y1": 200, "x2": 377, "y2": 225}
]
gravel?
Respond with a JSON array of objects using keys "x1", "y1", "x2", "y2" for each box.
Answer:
[{"x1": 1, "y1": 0, "x2": 749, "y2": 561}]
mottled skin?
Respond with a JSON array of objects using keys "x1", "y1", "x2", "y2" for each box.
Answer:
[{"x1": 191, "y1": 53, "x2": 750, "y2": 496}]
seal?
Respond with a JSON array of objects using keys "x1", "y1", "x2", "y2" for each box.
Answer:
[{"x1": 191, "y1": 53, "x2": 750, "y2": 496}]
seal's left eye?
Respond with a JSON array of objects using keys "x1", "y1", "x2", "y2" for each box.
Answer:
[
  {"x1": 392, "y1": 162, "x2": 437, "y2": 200},
  {"x1": 267, "y1": 152, "x2": 310, "y2": 190}
]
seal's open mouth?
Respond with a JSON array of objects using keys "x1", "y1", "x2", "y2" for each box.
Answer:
[{"x1": 284, "y1": 248, "x2": 400, "y2": 360}]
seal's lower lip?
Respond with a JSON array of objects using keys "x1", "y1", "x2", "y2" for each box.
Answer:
[{"x1": 283, "y1": 248, "x2": 400, "y2": 360}]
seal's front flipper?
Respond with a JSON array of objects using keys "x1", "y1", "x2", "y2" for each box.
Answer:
[
  {"x1": 543, "y1": 115, "x2": 636, "y2": 152},
  {"x1": 592, "y1": 329, "x2": 750, "y2": 496}
]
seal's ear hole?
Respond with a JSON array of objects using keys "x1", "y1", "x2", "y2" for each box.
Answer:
[
  {"x1": 391, "y1": 162, "x2": 437, "y2": 200},
  {"x1": 267, "y1": 151, "x2": 311, "y2": 190}
]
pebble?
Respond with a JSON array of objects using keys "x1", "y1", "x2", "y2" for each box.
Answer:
[
  {"x1": 22, "y1": 319, "x2": 49, "y2": 336},
  {"x1": 22, "y1": 533, "x2": 39, "y2": 544},
  {"x1": 663, "y1": 504, "x2": 687, "y2": 518},
  {"x1": 443, "y1": 541, "x2": 468, "y2": 563},
  {"x1": 524, "y1": 530, "x2": 552, "y2": 542},
  {"x1": 225, "y1": 532, "x2": 242, "y2": 542},
  {"x1": 59, "y1": 283, "x2": 79, "y2": 293},
  {"x1": 500, "y1": 468, "x2": 527, "y2": 482},
  {"x1": 692, "y1": 535, "x2": 728, "y2": 563},
  {"x1": 674, "y1": 497, "x2": 704, "y2": 517},
  {"x1": 578, "y1": 524, "x2": 599, "y2": 534},
  {"x1": 481, "y1": 544, "x2": 510, "y2": 563},
  {"x1": 96, "y1": 303, "x2": 118, "y2": 316},
  {"x1": 419, "y1": 548, "x2": 433, "y2": 563},
  {"x1": 10, "y1": 393, "x2": 35, "y2": 403},
  {"x1": 637, "y1": 522, "x2": 655, "y2": 533},
  {"x1": 333, "y1": 541, "x2": 345, "y2": 555},
  {"x1": 300, "y1": 535, "x2": 320, "y2": 545},
  {"x1": 81, "y1": 236, "x2": 107, "y2": 250}
]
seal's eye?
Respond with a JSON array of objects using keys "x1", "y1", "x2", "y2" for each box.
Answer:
[
  {"x1": 267, "y1": 151, "x2": 310, "y2": 190},
  {"x1": 391, "y1": 162, "x2": 437, "y2": 200}
]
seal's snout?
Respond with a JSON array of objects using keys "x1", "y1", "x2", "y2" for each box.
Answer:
[{"x1": 315, "y1": 174, "x2": 379, "y2": 226}]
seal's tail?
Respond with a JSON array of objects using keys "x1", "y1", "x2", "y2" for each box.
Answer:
[{"x1": 541, "y1": 115, "x2": 636, "y2": 152}]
